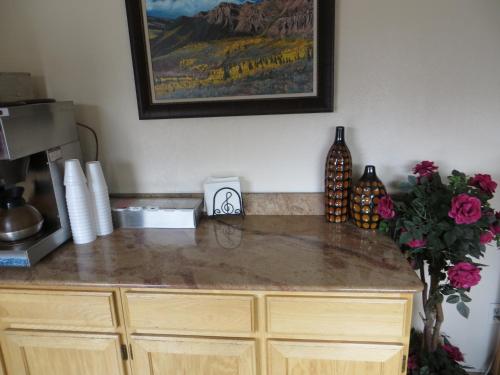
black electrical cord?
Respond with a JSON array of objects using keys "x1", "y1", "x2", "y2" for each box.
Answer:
[{"x1": 76, "y1": 122, "x2": 99, "y2": 161}]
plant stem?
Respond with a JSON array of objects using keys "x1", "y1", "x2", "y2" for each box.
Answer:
[
  {"x1": 432, "y1": 302, "x2": 444, "y2": 351},
  {"x1": 424, "y1": 273, "x2": 441, "y2": 352},
  {"x1": 419, "y1": 262, "x2": 431, "y2": 349},
  {"x1": 424, "y1": 303, "x2": 435, "y2": 351},
  {"x1": 419, "y1": 263, "x2": 428, "y2": 308},
  {"x1": 423, "y1": 273, "x2": 436, "y2": 351}
]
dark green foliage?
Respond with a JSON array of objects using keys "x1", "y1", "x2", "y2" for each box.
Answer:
[
  {"x1": 408, "y1": 330, "x2": 469, "y2": 375},
  {"x1": 381, "y1": 170, "x2": 499, "y2": 315}
]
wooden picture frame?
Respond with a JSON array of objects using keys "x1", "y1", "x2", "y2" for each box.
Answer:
[{"x1": 125, "y1": 0, "x2": 335, "y2": 119}]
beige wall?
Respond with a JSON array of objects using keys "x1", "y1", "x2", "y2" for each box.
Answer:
[{"x1": 1, "y1": 0, "x2": 499, "y2": 371}]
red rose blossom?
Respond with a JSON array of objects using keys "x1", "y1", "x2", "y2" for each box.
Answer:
[
  {"x1": 407, "y1": 239, "x2": 427, "y2": 248},
  {"x1": 480, "y1": 231, "x2": 495, "y2": 244},
  {"x1": 491, "y1": 224, "x2": 500, "y2": 235},
  {"x1": 447, "y1": 262, "x2": 481, "y2": 289},
  {"x1": 413, "y1": 161, "x2": 438, "y2": 178},
  {"x1": 377, "y1": 195, "x2": 395, "y2": 219},
  {"x1": 469, "y1": 174, "x2": 497, "y2": 195},
  {"x1": 442, "y1": 343, "x2": 464, "y2": 362},
  {"x1": 448, "y1": 193, "x2": 482, "y2": 225}
]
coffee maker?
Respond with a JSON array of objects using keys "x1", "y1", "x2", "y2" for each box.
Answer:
[{"x1": 0, "y1": 101, "x2": 82, "y2": 266}]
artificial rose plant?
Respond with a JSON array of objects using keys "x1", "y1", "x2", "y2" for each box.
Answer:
[{"x1": 378, "y1": 162, "x2": 500, "y2": 374}]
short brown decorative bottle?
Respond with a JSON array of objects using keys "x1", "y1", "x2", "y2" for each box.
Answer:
[
  {"x1": 325, "y1": 126, "x2": 352, "y2": 223},
  {"x1": 350, "y1": 165, "x2": 387, "y2": 229}
]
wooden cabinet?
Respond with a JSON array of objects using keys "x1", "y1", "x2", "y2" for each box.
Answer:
[
  {"x1": 1, "y1": 330, "x2": 126, "y2": 375},
  {"x1": 493, "y1": 330, "x2": 500, "y2": 375},
  {"x1": 0, "y1": 287, "x2": 413, "y2": 375},
  {"x1": 268, "y1": 341, "x2": 404, "y2": 375},
  {"x1": 0, "y1": 346, "x2": 5, "y2": 375},
  {"x1": 130, "y1": 335, "x2": 256, "y2": 375},
  {"x1": 0, "y1": 288, "x2": 126, "y2": 375}
]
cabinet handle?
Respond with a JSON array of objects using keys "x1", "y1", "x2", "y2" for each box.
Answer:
[{"x1": 120, "y1": 344, "x2": 128, "y2": 361}]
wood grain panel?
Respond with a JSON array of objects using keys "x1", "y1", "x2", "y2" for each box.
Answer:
[
  {"x1": 1, "y1": 330, "x2": 125, "y2": 375},
  {"x1": 267, "y1": 296, "x2": 408, "y2": 340},
  {"x1": 268, "y1": 341, "x2": 403, "y2": 375},
  {"x1": 0, "y1": 343, "x2": 5, "y2": 375},
  {"x1": 131, "y1": 335, "x2": 256, "y2": 375},
  {"x1": 125, "y1": 292, "x2": 255, "y2": 334},
  {"x1": 0, "y1": 289, "x2": 117, "y2": 330}
]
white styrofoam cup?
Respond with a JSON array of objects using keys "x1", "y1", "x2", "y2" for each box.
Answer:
[
  {"x1": 86, "y1": 161, "x2": 113, "y2": 236},
  {"x1": 64, "y1": 159, "x2": 87, "y2": 186}
]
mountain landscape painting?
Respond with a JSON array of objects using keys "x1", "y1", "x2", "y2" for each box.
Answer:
[{"x1": 142, "y1": 0, "x2": 317, "y2": 102}]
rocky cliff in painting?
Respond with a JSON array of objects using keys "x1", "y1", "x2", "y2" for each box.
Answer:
[
  {"x1": 146, "y1": 0, "x2": 316, "y2": 101},
  {"x1": 199, "y1": 0, "x2": 314, "y2": 37}
]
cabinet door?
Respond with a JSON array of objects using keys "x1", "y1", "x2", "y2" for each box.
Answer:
[
  {"x1": 269, "y1": 341, "x2": 404, "y2": 375},
  {"x1": 0, "y1": 345, "x2": 5, "y2": 375},
  {"x1": 1, "y1": 330, "x2": 126, "y2": 375},
  {"x1": 131, "y1": 335, "x2": 256, "y2": 375}
]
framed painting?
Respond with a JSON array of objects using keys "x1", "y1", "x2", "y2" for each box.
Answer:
[{"x1": 125, "y1": 0, "x2": 334, "y2": 119}]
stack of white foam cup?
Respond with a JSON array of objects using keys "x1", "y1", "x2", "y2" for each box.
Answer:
[
  {"x1": 64, "y1": 159, "x2": 97, "y2": 245},
  {"x1": 86, "y1": 161, "x2": 113, "y2": 236}
]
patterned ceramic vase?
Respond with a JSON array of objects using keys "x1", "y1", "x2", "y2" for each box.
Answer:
[
  {"x1": 350, "y1": 165, "x2": 387, "y2": 229},
  {"x1": 325, "y1": 126, "x2": 352, "y2": 223}
]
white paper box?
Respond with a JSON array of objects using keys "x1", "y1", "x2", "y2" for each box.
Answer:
[
  {"x1": 112, "y1": 198, "x2": 203, "y2": 229},
  {"x1": 204, "y1": 177, "x2": 244, "y2": 216}
]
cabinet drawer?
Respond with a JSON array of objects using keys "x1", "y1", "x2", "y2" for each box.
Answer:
[
  {"x1": 0, "y1": 290, "x2": 118, "y2": 329},
  {"x1": 267, "y1": 296, "x2": 409, "y2": 340},
  {"x1": 125, "y1": 292, "x2": 255, "y2": 334}
]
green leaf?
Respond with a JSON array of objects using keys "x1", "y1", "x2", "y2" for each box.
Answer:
[
  {"x1": 399, "y1": 231, "x2": 413, "y2": 245},
  {"x1": 446, "y1": 295, "x2": 460, "y2": 304},
  {"x1": 457, "y1": 302, "x2": 470, "y2": 318},
  {"x1": 408, "y1": 175, "x2": 417, "y2": 186},
  {"x1": 378, "y1": 221, "x2": 389, "y2": 233},
  {"x1": 487, "y1": 214, "x2": 497, "y2": 224},
  {"x1": 437, "y1": 222, "x2": 452, "y2": 231},
  {"x1": 399, "y1": 182, "x2": 413, "y2": 192},
  {"x1": 472, "y1": 262, "x2": 488, "y2": 267},
  {"x1": 463, "y1": 228, "x2": 474, "y2": 240},
  {"x1": 451, "y1": 170, "x2": 466, "y2": 178},
  {"x1": 444, "y1": 230, "x2": 457, "y2": 247},
  {"x1": 403, "y1": 220, "x2": 416, "y2": 230},
  {"x1": 461, "y1": 294, "x2": 472, "y2": 303},
  {"x1": 441, "y1": 286, "x2": 454, "y2": 295}
]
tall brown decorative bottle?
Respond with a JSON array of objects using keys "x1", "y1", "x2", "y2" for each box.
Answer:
[{"x1": 325, "y1": 126, "x2": 352, "y2": 223}]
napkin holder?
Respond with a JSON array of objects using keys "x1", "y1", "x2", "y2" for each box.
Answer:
[{"x1": 204, "y1": 177, "x2": 244, "y2": 216}]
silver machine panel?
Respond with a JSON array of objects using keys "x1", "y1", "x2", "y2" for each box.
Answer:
[
  {"x1": 0, "y1": 101, "x2": 78, "y2": 160},
  {"x1": 0, "y1": 101, "x2": 81, "y2": 267}
]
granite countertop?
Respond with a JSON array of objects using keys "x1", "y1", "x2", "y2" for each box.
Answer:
[{"x1": 0, "y1": 216, "x2": 422, "y2": 293}]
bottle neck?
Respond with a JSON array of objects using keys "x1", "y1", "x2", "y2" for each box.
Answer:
[
  {"x1": 334, "y1": 127, "x2": 345, "y2": 144},
  {"x1": 362, "y1": 165, "x2": 377, "y2": 179}
]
